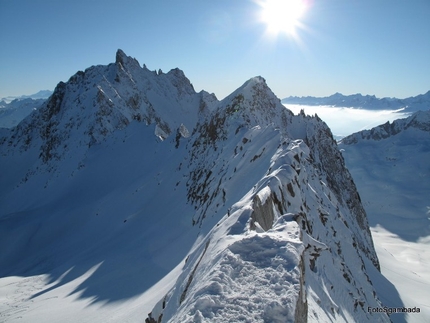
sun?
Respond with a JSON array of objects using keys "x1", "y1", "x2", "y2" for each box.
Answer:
[{"x1": 259, "y1": 0, "x2": 307, "y2": 36}]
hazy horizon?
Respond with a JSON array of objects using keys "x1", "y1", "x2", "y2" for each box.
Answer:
[{"x1": 284, "y1": 104, "x2": 411, "y2": 138}]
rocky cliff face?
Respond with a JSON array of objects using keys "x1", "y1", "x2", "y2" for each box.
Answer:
[{"x1": 0, "y1": 50, "x2": 388, "y2": 322}]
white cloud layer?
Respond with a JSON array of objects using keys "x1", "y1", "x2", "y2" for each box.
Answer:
[{"x1": 284, "y1": 104, "x2": 411, "y2": 138}]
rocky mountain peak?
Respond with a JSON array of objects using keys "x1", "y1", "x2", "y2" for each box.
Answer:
[
  {"x1": 115, "y1": 48, "x2": 140, "y2": 69},
  {"x1": 164, "y1": 67, "x2": 196, "y2": 97},
  {"x1": 0, "y1": 50, "x2": 209, "y2": 166},
  {"x1": 0, "y1": 50, "x2": 390, "y2": 322}
]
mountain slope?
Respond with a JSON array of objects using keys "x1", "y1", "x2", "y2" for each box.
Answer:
[
  {"x1": 339, "y1": 110, "x2": 430, "y2": 322},
  {"x1": 340, "y1": 110, "x2": 430, "y2": 145},
  {"x1": 1, "y1": 50, "x2": 391, "y2": 322},
  {"x1": 148, "y1": 127, "x2": 386, "y2": 323}
]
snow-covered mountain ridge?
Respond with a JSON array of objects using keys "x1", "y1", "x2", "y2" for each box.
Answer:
[
  {"x1": 1, "y1": 50, "x2": 391, "y2": 322},
  {"x1": 341, "y1": 109, "x2": 430, "y2": 143},
  {"x1": 282, "y1": 91, "x2": 430, "y2": 112},
  {"x1": 339, "y1": 110, "x2": 430, "y2": 322},
  {"x1": 339, "y1": 109, "x2": 430, "y2": 239}
]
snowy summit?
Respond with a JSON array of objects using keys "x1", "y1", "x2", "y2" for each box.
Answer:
[{"x1": 1, "y1": 50, "x2": 392, "y2": 322}]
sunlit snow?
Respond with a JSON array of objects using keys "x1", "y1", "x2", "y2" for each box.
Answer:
[{"x1": 340, "y1": 111, "x2": 430, "y2": 323}]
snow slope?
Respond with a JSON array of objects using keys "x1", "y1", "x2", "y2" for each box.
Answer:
[
  {"x1": 148, "y1": 132, "x2": 388, "y2": 323},
  {"x1": 339, "y1": 110, "x2": 430, "y2": 323},
  {"x1": 1, "y1": 50, "x2": 391, "y2": 322}
]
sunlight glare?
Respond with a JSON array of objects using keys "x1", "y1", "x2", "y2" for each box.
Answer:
[{"x1": 260, "y1": 0, "x2": 307, "y2": 35}]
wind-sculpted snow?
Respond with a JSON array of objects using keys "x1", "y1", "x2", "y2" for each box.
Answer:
[
  {"x1": 148, "y1": 214, "x2": 304, "y2": 323},
  {"x1": 151, "y1": 136, "x2": 388, "y2": 322},
  {"x1": 0, "y1": 50, "x2": 390, "y2": 322}
]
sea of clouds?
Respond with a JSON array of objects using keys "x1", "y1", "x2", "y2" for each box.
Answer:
[{"x1": 284, "y1": 104, "x2": 410, "y2": 139}]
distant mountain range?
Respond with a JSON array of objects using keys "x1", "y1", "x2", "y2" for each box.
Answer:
[
  {"x1": 0, "y1": 90, "x2": 53, "y2": 105},
  {"x1": 282, "y1": 91, "x2": 430, "y2": 112},
  {"x1": 0, "y1": 90, "x2": 53, "y2": 128}
]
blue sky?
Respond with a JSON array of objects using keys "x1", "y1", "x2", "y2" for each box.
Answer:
[{"x1": 0, "y1": 0, "x2": 429, "y2": 100}]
